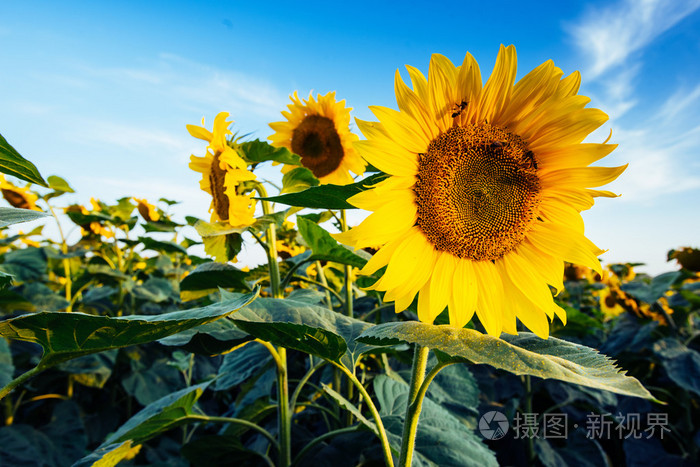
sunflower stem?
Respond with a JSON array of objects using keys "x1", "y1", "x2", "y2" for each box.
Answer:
[
  {"x1": 46, "y1": 202, "x2": 72, "y2": 312},
  {"x1": 398, "y1": 345, "x2": 430, "y2": 467},
  {"x1": 331, "y1": 362, "x2": 395, "y2": 467},
  {"x1": 254, "y1": 182, "x2": 290, "y2": 466}
]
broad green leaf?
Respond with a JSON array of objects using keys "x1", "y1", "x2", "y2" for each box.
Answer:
[
  {"x1": 322, "y1": 383, "x2": 379, "y2": 437},
  {"x1": 0, "y1": 270, "x2": 13, "y2": 290},
  {"x1": 230, "y1": 296, "x2": 375, "y2": 368},
  {"x1": 0, "y1": 338, "x2": 13, "y2": 388},
  {"x1": 194, "y1": 219, "x2": 247, "y2": 238},
  {"x1": 0, "y1": 133, "x2": 47, "y2": 186},
  {"x1": 621, "y1": 271, "x2": 682, "y2": 304},
  {"x1": 297, "y1": 216, "x2": 368, "y2": 269},
  {"x1": 58, "y1": 350, "x2": 117, "y2": 389},
  {"x1": 653, "y1": 338, "x2": 700, "y2": 396},
  {"x1": 181, "y1": 434, "x2": 269, "y2": 467},
  {"x1": 374, "y1": 375, "x2": 497, "y2": 467},
  {"x1": 0, "y1": 207, "x2": 49, "y2": 228},
  {"x1": 72, "y1": 440, "x2": 141, "y2": 467},
  {"x1": 158, "y1": 318, "x2": 251, "y2": 356},
  {"x1": 102, "y1": 381, "x2": 210, "y2": 447},
  {"x1": 180, "y1": 262, "x2": 250, "y2": 292},
  {"x1": 358, "y1": 321, "x2": 659, "y2": 401},
  {"x1": 0, "y1": 289, "x2": 258, "y2": 368},
  {"x1": 46, "y1": 175, "x2": 74, "y2": 193},
  {"x1": 122, "y1": 359, "x2": 183, "y2": 406},
  {"x1": 239, "y1": 139, "x2": 300, "y2": 165},
  {"x1": 261, "y1": 173, "x2": 387, "y2": 209},
  {"x1": 0, "y1": 247, "x2": 47, "y2": 282},
  {"x1": 214, "y1": 341, "x2": 272, "y2": 391},
  {"x1": 139, "y1": 236, "x2": 188, "y2": 255},
  {"x1": 133, "y1": 277, "x2": 177, "y2": 303},
  {"x1": 281, "y1": 167, "x2": 319, "y2": 194}
]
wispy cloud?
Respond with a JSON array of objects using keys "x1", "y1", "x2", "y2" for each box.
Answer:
[
  {"x1": 568, "y1": 0, "x2": 700, "y2": 79},
  {"x1": 566, "y1": 0, "x2": 700, "y2": 203},
  {"x1": 76, "y1": 53, "x2": 286, "y2": 121}
]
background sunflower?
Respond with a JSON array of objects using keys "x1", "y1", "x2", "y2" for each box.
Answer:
[{"x1": 269, "y1": 91, "x2": 365, "y2": 185}]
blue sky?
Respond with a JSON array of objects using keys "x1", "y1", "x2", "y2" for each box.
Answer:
[{"x1": 1, "y1": 0, "x2": 699, "y2": 274}]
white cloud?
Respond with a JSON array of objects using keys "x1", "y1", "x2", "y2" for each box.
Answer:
[
  {"x1": 568, "y1": 0, "x2": 700, "y2": 79},
  {"x1": 76, "y1": 53, "x2": 286, "y2": 121}
]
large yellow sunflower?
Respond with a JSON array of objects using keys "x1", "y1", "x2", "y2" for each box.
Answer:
[
  {"x1": 269, "y1": 91, "x2": 365, "y2": 185},
  {"x1": 188, "y1": 112, "x2": 257, "y2": 228},
  {"x1": 334, "y1": 45, "x2": 626, "y2": 339}
]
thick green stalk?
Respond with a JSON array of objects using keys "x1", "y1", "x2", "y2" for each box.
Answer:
[
  {"x1": 255, "y1": 182, "x2": 290, "y2": 466},
  {"x1": 47, "y1": 203, "x2": 72, "y2": 312},
  {"x1": 0, "y1": 364, "x2": 46, "y2": 402},
  {"x1": 332, "y1": 362, "x2": 395, "y2": 467},
  {"x1": 398, "y1": 345, "x2": 430, "y2": 467},
  {"x1": 340, "y1": 210, "x2": 353, "y2": 318}
]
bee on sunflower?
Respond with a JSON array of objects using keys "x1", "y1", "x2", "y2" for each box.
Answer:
[{"x1": 335, "y1": 45, "x2": 627, "y2": 339}]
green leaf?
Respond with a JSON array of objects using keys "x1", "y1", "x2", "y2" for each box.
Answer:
[
  {"x1": 0, "y1": 207, "x2": 49, "y2": 228},
  {"x1": 322, "y1": 383, "x2": 379, "y2": 437},
  {"x1": 72, "y1": 440, "x2": 141, "y2": 467},
  {"x1": 46, "y1": 175, "x2": 74, "y2": 193},
  {"x1": 102, "y1": 381, "x2": 210, "y2": 447},
  {"x1": 122, "y1": 360, "x2": 183, "y2": 406},
  {"x1": 58, "y1": 350, "x2": 117, "y2": 389},
  {"x1": 158, "y1": 318, "x2": 251, "y2": 356},
  {"x1": 180, "y1": 262, "x2": 250, "y2": 291},
  {"x1": 621, "y1": 271, "x2": 682, "y2": 304},
  {"x1": 0, "y1": 338, "x2": 13, "y2": 388},
  {"x1": 230, "y1": 296, "x2": 375, "y2": 368},
  {"x1": 297, "y1": 216, "x2": 368, "y2": 268},
  {"x1": 0, "y1": 133, "x2": 47, "y2": 186},
  {"x1": 214, "y1": 341, "x2": 272, "y2": 391},
  {"x1": 139, "y1": 236, "x2": 188, "y2": 255},
  {"x1": 0, "y1": 270, "x2": 13, "y2": 290},
  {"x1": 281, "y1": 167, "x2": 319, "y2": 194},
  {"x1": 358, "y1": 321, "x2": 659, "y2": 401},
  {"x1": 374, "y1": 375, "x2": 497, "y2": 467},
  {"x1": 0, "y1": 289, "x2": 258, "y2": 368},
  {"x1": 261, "y1": 173, "x2": 388, "y2": 209},
  {"x1": 239, "y1": 139, "x2": 300, "y2": 165},
  {"x1": 653, "y1": 338, "x2": 700, "y2": 396}
]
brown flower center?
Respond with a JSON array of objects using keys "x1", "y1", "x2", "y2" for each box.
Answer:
[
  {"x1": 291, "y1": 115, "x2": 344, "y2": 178},
  {"x1": 1, "y1": 189, "x2": 30, "y2": 210},
  {"x1": 414, "y1": 125, "x2": 541, "y2": 261},
  {"x1": 209, "y1": 154, "x2": 229, "y2": 221}
]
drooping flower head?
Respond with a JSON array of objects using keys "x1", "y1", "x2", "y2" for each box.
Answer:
[
  {"x1": 188, "y1": 112, "x2": 256, "y2": 228},
  {"x1": 133, "y1": 198, "x2": 160, "y2": 223},
  {"x1": 269, "y1": 91, "x2": 365, "y2": 185},
  {"x1": 335, "y1": 45, "x2": 627, "y2": 338},
  {"x1": 0, "y1": 175, "x2": 40, "y2": 211}
]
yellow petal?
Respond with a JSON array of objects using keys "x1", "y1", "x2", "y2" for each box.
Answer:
[
  {"x1": 473, "y1": 261, "x2": 504, "y2": 337},
  {"x1": 449, "y1": 258, "x2": 477, "y2": 328}
]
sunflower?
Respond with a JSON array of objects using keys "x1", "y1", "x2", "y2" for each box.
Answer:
[
  {"x1": 334, "y1": 45, "x2": 626, "y2": 339},
  {"x1": 188, "y1": 112, "x2": 257, "y2": 228},
  {"x1": 0, "y1": 175, "x2": 40, "y2": 211},
  {"x1": 269, "y1": 91, "x2": 365, "y2": 185},
  {"x1": 133, "y1": 198, "x2": 160, "y2": 223}
]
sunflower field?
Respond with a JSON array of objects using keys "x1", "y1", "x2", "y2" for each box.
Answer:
[{"x1": 1, "y1": 47, "x2": 699, "y2": 467}]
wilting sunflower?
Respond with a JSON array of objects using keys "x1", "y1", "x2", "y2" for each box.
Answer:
[
  {"x1": 188, "y1": 112, "x2": 257, "y2": 228},
  {"x1": 335, "y1": 45, "x2": 626, "y2": 338},
  {"x1": 269, "y1": 91, "x2": 365, "y2": 185},
  {"x1": 0, "y1": 175, "x2": 40, "y2": 211}
]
